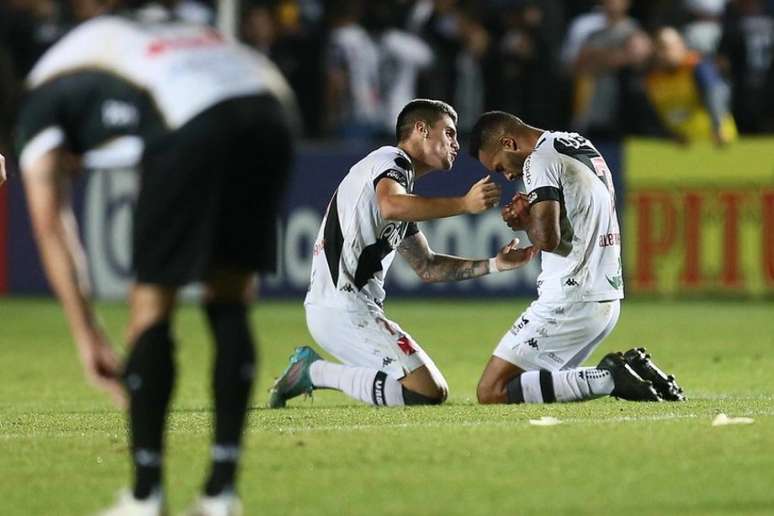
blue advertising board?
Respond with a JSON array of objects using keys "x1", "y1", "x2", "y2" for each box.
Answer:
[{"x1": 4, "y1": 142, "x2": 621, "y2": 299}]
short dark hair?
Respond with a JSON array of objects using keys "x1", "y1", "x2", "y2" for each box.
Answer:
[
  {"x1": 468, "y1": 111, "x2": 521, "y2": 158},
  {"x1": 395, "y1": 99, "x2": 458, "y2": 142}
]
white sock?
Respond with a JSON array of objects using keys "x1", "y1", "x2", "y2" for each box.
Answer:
[
  {"x1": 309, "y1": 361, "x2": 405, "y2": 406},
  {"x1": 513, "y1": 368, "x2": 613, "y2": 403},
  {"x1": 552, "y1": 368, "x2": 614, "y2": 402}
]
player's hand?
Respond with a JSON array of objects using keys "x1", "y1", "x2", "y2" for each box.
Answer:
[
  {"x1": 463, "y1": 175, "x2": 502, "y2": 214},
  {"x1": 76, "y1": 328, "x2": 127, "y2": 409},
  {"x1": 501, "y1": 192, "x2": 530, "y2": 230},
  {"x1": 0, "y1": 153, "x2": 6, "y2": 186},
  {"x1": 495, "y1": 238, "x2": 538, "y2": 271}
]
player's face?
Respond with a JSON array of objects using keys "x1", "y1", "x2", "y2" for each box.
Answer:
[
  {"x1": 423, "y1": 115, "x2": 460, "y2": 171},
  {"x1": 477, "y1": 139, "x2": 527, "y2": 182}
]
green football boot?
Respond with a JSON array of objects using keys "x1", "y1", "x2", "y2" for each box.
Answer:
[{"x1": 268, "y1": 346, "x2": 322, "y2": 408}]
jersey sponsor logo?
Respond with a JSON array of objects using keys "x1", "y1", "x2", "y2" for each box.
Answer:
[
  {"x1": 599, "y1": 233, "x2": 621, "y2": 247},
  {"x1": 523, "y1": 155, "x2": 533, "y2": 185},
  {"x1": 379, "y1": 222, "x2": 404, "y2": 249},
  {"x1": 373, "y1": 168, "x2": 408, "y2": 189},
  {"x1": 102, "y1": 100, "x2": 139, "y2": 128},
  {"x1": 146, "y1": 29, "x2": 224, "y2": 57},
  {"x1": 397, "y1": 335, "x2": 417, "y2": 355}
]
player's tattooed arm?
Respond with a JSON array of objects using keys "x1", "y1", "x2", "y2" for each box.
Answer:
[{"x1": 398, "y1": 231, "x2": 490, "y2": 283}]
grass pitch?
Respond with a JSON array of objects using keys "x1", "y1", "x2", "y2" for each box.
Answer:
[{"x1": 1, "y1": 298, "x2": 773, "y2": 515}]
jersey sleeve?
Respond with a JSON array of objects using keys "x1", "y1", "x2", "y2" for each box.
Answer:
[
  {"x1": 524, "y1": 152, "x2": 563, "y2": 206},
  {"x1": 372, "y1": 154, "x2": 413, "y2": 190},
  {"x1": 15, "y1": 83, "x2": 68, "y2": 172}
]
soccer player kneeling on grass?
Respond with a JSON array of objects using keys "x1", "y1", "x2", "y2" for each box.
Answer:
[
  {"x1": 469, "y1": 112, "x2": 685, "y2": 404},
  {"x1": 269, "y1": 99, "x2": 536, "y2": 408}
]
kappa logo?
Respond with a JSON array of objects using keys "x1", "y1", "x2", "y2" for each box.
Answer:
[
  {"x1": 525, "y1": 338, "x2": 539, "y2": 350},
  {"x1": 382, "y1": 357, "x2": 394, "y2": 368},
  {"x1": 397, "y1": 335, "x2": 417, "y2": 356},
  {"x1": 340, "y1": 283, "x2": 355, "y2": 293},
  {"x1": 565, "y1": 278, "x2": 579, "y2": 287}
]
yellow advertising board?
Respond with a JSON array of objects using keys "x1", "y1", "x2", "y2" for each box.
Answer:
[{"x1": 624, "y1": 138, "x2": 774, "y2": 297}]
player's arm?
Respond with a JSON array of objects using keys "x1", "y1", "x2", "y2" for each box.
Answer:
[
  {"x1": 0, "y1": 153, "x2": 6, "y2": 185},
  {"x1": 23, "y1": 149, "x2": 125, "y2": 405},
  {"x1": 376, "y1": 175, "x2": 500, "y2": 222},
  {"x1": 398, "y1": 230, "x2": 536, "y2": 283},
  {"x1": 527, "y1": 199, "x2": 563, "y2": 253}
]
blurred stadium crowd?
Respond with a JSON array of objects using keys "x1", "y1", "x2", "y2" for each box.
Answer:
[{"x1": 1, "y1": 0, "x2": 774, "y2": 150}]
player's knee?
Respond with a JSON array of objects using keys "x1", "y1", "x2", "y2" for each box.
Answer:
[
  {"x1": 476, "y1": 378, "x2": 505, "y2": 405},
  {"x1": 124, "y1": 320, "x2": 176, "y2": 394},
  {"x1": 204, "y1": 269, "x2": 255, "y2": 304}
]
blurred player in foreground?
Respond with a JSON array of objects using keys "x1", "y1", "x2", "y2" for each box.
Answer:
[
  {"x1": 0, "y1": 152, "x2": 6, "y2": 185},
  {"x1": 469, "y1": 111, "x2": 684, "y2": 405},
  {"x1": 269, "y1": 99, "x2": 536, "y2": 408},
  {"x1": 17, "y1": 0, "x2": 295, "y2": 513}
]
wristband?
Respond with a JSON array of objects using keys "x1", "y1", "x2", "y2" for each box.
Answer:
[{"x1": 488, "y1": 257, "x2": 499, "y2": 273}]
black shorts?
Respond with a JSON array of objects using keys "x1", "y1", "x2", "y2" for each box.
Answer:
[{"x1": 133, "y1": 94, "x2": 293, "y2": 286}]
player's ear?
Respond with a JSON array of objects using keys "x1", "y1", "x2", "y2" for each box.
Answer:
[
  {"x1": 500, "y1": 136, "x2": 517, "y2": 150},
  {"x1": 415, "y1": 120, "x2": 429, "y2": 139}
]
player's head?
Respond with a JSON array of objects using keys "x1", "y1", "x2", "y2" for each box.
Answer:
[
  {"x1": 396, "y1": 99, "x2": 460, "y2": 172},
  {"x1": 654, "y1": 26, "x2": 687, "y2": 69},
  {"x1": 469, "y1": 111, "x2": 534, "y2": 182}
]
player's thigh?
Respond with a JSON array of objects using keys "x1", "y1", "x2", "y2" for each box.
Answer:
[
  {"x1": 306, "y1": 304, "x2": 446, "y2": 388},
  {"x1": 492, "y1": 300, "x2": 619, "y2": 371}
]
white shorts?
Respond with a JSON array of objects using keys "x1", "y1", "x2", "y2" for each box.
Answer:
[
  {"x1": 493, "y1": 299, "x2": 621, "y2": 371},
  {"x1": 305, "y1": 303, "x2": 446, "y2": 384}
]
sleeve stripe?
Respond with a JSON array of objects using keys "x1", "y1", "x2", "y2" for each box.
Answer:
[
  {"x1": 373, "y1": 169, "x2": 408, "y2": 190},
  {"x1": 527, "y1": 186, "x2": 562, "y2": 205},
  {"x1": 19, "y1": 126, "x2": 65, "y2": 172}
]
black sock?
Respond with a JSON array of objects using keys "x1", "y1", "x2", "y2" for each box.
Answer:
[
  {"x1": 203, "y1": 302, "x2": 256, "y2": 496},
  {"x1": 123, "y1": 321, "x2": 175, "y2": 499}
]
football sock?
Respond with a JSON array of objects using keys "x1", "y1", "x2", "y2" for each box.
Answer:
[
  {"x1": 309, "y1": 361, "x2": 405, "y2": 406},
  {"x1": 506, "y1": 368, "x2": 614, "y2": 404},
  {"x1": 203, "y1": 303, "x2": 256, "y2": 497},
  {"x1": 551, "y1": 368, "x2": 614, "y2": 401},
  {"x1": 123, "y1": 320, "x2": 175, "y2": 500}
]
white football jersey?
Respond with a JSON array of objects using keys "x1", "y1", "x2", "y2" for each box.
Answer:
[
  {"x1": 19, "y1": 6, "x2": 293, "y2": 170},
  {"x1": 523, "y1": 131, "x2": 624, "y2": 302},
  {"x1": 305, "y1": 146, "x2": 418, "y2": 310}
]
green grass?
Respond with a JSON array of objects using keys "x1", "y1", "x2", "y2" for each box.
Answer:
[{"x1": 1, "y1": 298, "x2": 773, "y2": 515}]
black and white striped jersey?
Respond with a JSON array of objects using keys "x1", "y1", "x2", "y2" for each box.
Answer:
[
  {"x1": 305, "y1": 145, "x2": 419, "y2": 310},
  {"x1": 16, "y1": 5, "x2": 293, "y2": 171}
]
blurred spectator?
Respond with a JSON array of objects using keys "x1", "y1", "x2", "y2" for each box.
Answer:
[
  {"x1": 453, "y1": 6, "x2": 488, "y2": 134},
  {"x1": 570, "y1": 0, "x2": 652, "y2": 138},
  {"x1": 324, "y1": 0, "x2": 382, "y2": 142},
  {"x1": 493, "y1": 0, "x2": 564, "y2": 129},
  {"x1": 560, "y1": 4, "x2": 606, "y2": 71},
  {"x1": 645, "y1": 26, "x2": 737, "y2": 145},
  {"x1": 717, "y1": 0, "x2": 774, "y2": 132},
  {"x1": 367, "y1": 0, "x2": 434, "y2": 135},
  {"x1": 683, "y1": 0, "x2": 727, "y2": 54},
  {"x1": 413, "y1": 0, "x2": 461, "y2": 104}
]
